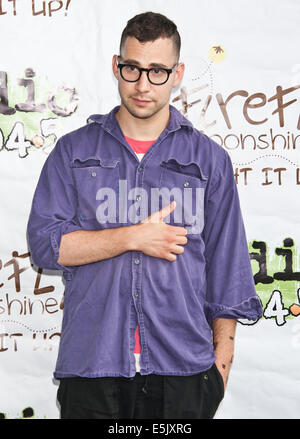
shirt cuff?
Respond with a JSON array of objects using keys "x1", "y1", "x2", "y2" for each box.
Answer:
[
  {"x1": 204, "y1": 296, "x2": 263, "y2": 326},
  {"x1": 50, "y1": 221, "x2": 83, "y2": 279}
]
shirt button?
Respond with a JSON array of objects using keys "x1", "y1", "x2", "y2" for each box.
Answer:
[
  {"x1": 183, "y1": 181, "x2": 190, "y2": 187},
  {"x1": 134, "y1": 258, "x2": 140, "y2": 265},
  {"x1": 136, "y1": 195, "x2": 142, "y2": 201},
  {"x1": 137, "y1": 166, "x2": 143, "y2": 172},
  {"x1": 91, "y1": 172, "x2": 97, "y2": 177},
  {"x1": 134, "y1": 292, "x2": 139, "y2": 297}
]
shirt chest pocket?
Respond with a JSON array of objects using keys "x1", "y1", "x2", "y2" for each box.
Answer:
[
  {"x1": 71, "y1": 157, "x2": 120, "y2": 222},
  {"x1": 158, "y1": 159, "x2": 207, "y2": 235}
]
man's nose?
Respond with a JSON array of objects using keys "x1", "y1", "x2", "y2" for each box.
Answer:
[{"x1": 135, "y1": 70, "x2": 151, "y2": 92}]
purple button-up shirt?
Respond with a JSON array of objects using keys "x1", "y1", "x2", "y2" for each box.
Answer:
[{"x1": 27, "y1": 105, "x2": 263, "y2": 378}]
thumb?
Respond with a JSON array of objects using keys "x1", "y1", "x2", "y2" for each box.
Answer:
[{"x1": 142, "y1": 201, "x2": 176, "y2": 223}]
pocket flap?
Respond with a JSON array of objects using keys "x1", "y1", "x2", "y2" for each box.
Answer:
[
  {"x1": 160, "y1": 158, "x2": 207, "y2": 181},
  {"x1": 71, "y1": 157, "x2": 119, "y2": 168}
]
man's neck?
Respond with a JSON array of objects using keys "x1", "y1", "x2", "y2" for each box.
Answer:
[{"x1": 115, "y1": 104, "x2": 170, "y2": 141}]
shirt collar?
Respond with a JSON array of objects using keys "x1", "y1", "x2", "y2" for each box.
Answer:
[{"x1": 87, "y1": 104, "x2": 194, "y2": 134}]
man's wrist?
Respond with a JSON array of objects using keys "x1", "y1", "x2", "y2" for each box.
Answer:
[
  {"x1": 122, "y1": 224, "x2": 140, "y2": 252},
  {"x1": 214, "y1": 349, "x2": 234, "y2": 388}
]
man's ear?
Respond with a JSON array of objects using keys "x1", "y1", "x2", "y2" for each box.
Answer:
[
  {"x1": 173, "y1": 62, "x2": 185, "y2": 88},
  {"x1": 112, "y1": 55, "x2": 119, "y2": 79}
]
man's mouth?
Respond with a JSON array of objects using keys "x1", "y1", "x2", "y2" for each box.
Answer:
[{"x1": 132, "y1": 97, "x2": 152, "y2": 106}]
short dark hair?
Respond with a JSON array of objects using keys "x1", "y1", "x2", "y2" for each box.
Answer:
[{"x1": 119, "y1": 12, "x2": 181, "y2": 60}]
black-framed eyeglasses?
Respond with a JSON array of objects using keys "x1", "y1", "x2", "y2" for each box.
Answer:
[{"x1": 117, "y1": 57, "x2": 178, "y2": 85}]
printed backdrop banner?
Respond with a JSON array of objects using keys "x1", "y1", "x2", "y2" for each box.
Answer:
[{"x1": 0, "y1": 0, "x2": 299, "y2": 419}]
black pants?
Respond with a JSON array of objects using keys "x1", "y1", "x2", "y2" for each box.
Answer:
[{"x1": 57, "y1": 363, "x2": 224, "y2": 419}]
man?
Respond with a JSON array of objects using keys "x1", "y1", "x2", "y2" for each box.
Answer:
[{"x1": 27, "y1": 12, "x2": 262, "y2": 419}]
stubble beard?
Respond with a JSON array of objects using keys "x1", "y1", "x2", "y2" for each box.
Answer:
[{"x1": 120, "y1": 95, "x2": 168, "y2": 120}]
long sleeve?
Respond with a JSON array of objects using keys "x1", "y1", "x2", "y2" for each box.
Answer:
[
  {"x1": 203, "y1": 147, "x2": 263, "y2": 326},
  {"x1": 27, "y1": 136, "x2": 82, "y2": 279}
]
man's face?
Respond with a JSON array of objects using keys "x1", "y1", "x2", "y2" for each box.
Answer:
[{"x1": 112, "y1": 36, "x2": 184, "y2": 120}]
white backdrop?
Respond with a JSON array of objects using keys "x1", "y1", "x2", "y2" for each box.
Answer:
[{"x1": 0, "y1": 0, "x2": 299, "y2": 419}]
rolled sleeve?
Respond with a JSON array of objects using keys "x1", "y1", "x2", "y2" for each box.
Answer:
[
  {"x1": 27, "y1": 136, "x2": 82, "y2": 278},
  {"x1": 203, "y1": 145, "x2": 263, "y2": 326}
]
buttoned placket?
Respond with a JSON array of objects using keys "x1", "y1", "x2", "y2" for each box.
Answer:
[
  {"x1": 128, "y1": 127, "x2": 186, "y2": 376},
  {"x1": 101, "y1": 120, "x2": 149, "y2": 376},
  {"x1": 130, "y1": 157, "x2": 150, "y2": 376},
  {"x1": 102, "y1": 113, "x2": 185, "y2": 376}
]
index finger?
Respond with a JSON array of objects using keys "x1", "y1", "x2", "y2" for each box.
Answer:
[{"x1": 167, "y1": 225, "x2": 188, "y2": 235}]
